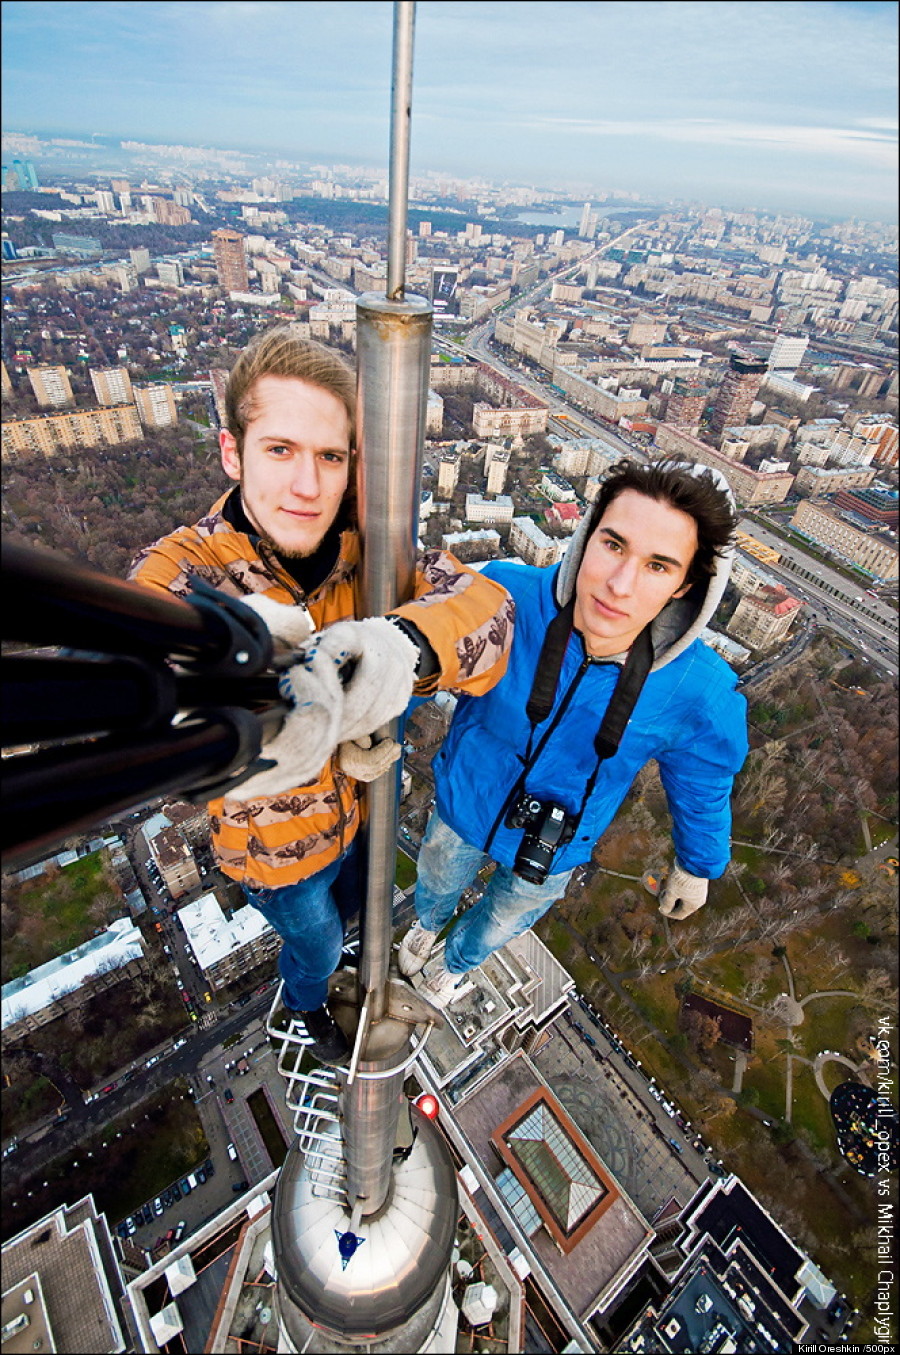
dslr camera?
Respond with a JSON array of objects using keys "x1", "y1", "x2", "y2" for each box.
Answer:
[{"x1": 505, "y1": 795, "x2": 577, "y2": 885}]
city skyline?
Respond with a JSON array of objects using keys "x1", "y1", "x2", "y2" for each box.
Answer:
[{"x1": 2, "y1": 0, "x2": 898, "y2": 221}]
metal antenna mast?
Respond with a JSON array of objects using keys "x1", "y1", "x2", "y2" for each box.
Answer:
[{"x1": 271, "y1": 6, "x2": 459, "y2": 1349}]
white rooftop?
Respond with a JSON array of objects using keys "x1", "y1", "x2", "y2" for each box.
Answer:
[
  {"x1": 177, "y1": 892, "x2": 274, "y2": 969},
  {"x1": 1, "y1": 917, "x2": 145, "y2": 1030}
]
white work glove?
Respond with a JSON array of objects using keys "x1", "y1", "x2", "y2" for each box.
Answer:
[
  {"x1": 658, "y1": 863, "x2": 709, "y2": 920},
  {"x1": 308, "y1": 617, "x2": 419, "y2": 744},
  {"x1": 228, "y1": 617, "x2": 417, "y2": 801},
  {"x1": 240, "y1": 594, "x2": 315, "y2": 649},
  {"x1": 339, "y1": 733, "x2": 402, "y2": 782}
]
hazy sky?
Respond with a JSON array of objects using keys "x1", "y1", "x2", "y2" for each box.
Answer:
[{"x1": 2, "y1": 1, "x2": 898, "y2": 219}]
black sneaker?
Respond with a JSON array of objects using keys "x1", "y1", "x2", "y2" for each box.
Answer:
[{"x1": 289, "y1": 1004, "x2": 351, "y2": 1066}]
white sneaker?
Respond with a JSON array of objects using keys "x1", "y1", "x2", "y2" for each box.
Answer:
[
  {"x1": 398, "y1": 922, "x2": 438, "y2": 977},
  {"x1": 418, "y1": 963, "x2": 471, "y2": 1011}
]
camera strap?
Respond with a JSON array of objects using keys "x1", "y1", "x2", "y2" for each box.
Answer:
[
  {"x1": 574, "y1": 622, "x2": 654, "y2": 821},
  {"x1": 485, "y1": 608, "x2": 654, "y2": 857},
  {"x1": 525, "y1": 596, "x2": 654, "y2": 763},
  {"x1": 523, "y1": 612, "x2": 655, "y2": 828}
]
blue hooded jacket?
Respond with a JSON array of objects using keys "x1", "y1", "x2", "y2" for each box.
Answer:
[{"x1": 432, "y1": 467, "x2": 748, "y2": 879}]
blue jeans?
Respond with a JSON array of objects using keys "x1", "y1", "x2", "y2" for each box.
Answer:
[
  {"x1": 242, "y1": 840, "x2": 361, "y2": 1012},
  {"x1": 414, "y1": 810, "x2": 573, "y2": 975}
]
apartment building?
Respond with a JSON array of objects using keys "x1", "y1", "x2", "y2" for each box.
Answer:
[
  {"x1": 485, "y1": 447, "x2": 510, "y2": 495},
  {"x1": 437, "y1": 451, "x2": 460, "y2": 498},
  {"x1": 653, "y1": 425, "x2": 794, "y2": 506},
  {"x1": 509, "y1": 516, "x2": 559, "y2": 567},
  {"x1": 212, "y1": 228, "x2": 249, "y2": 294},
  {"x1": 473, "y1": 401, "x2": 548, "y2": 439},
  {"x1": 135, "y1": 382, "x2": 178, "y2": 429},
  {"x1": 2, "y1": 403, "x2": 143, "y2": 459},
  {"x1": 465, "y1": 493, "x2": 514, "y2": 525},
  {"x1": 27, "y1": 364, "x2": 74, "y2": 409},
  {"x1": 90, "y1": 365, "x2": 134, "y2": 406},
  {"x1": 709, "y1": 355, "x2": 767, "y2": 437},
  {"x1": 794, "y1": 465, "x2": 876, "y2": 497},
  {"x1": 791, "y1": 500, "x2": 898, "y2": 580},
  {"x1": 177, "y1": 892, "x2": 279, "y2": 994},
  {"x1": 1, "y1": 918, "x2": 147, "y2": 1046},
  {"x1": 729, "y1": 586, "x2": 804, "y2": 651}
]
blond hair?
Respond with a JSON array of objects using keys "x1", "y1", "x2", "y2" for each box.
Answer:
[{"x1": 225, "y1": 326, "x2": 356, "y2": 457}]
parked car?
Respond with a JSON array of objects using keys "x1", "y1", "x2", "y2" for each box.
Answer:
[
  {"x1": 204, "y1": 1158, "x2": 214, "y2": 1177},
  {"x1": 224, "y1": 1088, "x2": 234, "y2": 1104},
  {"x1": 116, "y1": 1221, "x2": 129, "y2": 1239},
  {"x1": 231, "y1": 1180, "x2": 249, "y2": 1193},
  {"x1": 174, "y1": 1220, "x2": 186, "y2": 1241},
  {"x1": 153, "y1": 1197, "x2": 164, "y2": 1216},
  {"x1": 141, "y1": 1204, "x2": 153, "y2": 1225},
  {"x1": 226, "y1": 1142, "x2": 237, "y2": 1161},
  {"x1": 179, "y1": 1177, "x2": 191, "y2": 1194},
  {"x1": 170, "y1": 1182, "x2": 182, "y2": 1201},
  {"x1": 195, "y1": 1168, "x2": 206, "y2": 1185},
  {"x1": 126, "y1": 1216, "x2": 137, "y2": 1236}
]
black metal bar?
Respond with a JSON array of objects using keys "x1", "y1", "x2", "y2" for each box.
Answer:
[
  {"x1": 3, "y1": 653, "x2": 178, "y2": 743},
  {"x1": 1, "y1": 708, "x2": 265, "y2": 871},
  {"x1": 2, "y1": 654, "x2": 286, "y2": 746},
  {"x1": 3, "y1": 540, "x2": 272, "y2": 676}
]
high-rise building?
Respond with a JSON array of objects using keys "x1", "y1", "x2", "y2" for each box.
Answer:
[
  {"x1": 486, "y1": 447, "x2": 510, "y2": 495},
  {"x1": 212, "y1": 228, "x2": 249, "y2": 294},
  {"x1": 11, "y1": 158, "x2": 39, "y2": 190},
  {"x1": 710, "y1": 354, "x2": 767, "y2": 437},
  {"x1": 157, "y1": 259, "x2": 184, "y2": 288},
  {"x1": 666, "y1": 378, "x2": 709, "y2": 432},
  {"x1": 578, "y1": 201, "x2": 595, "y2": 238},
  {"x1": 90, "y1": 366, "x2": 134, "y2": 406},
  {"x1": 135, "y1": 383, "x2": 178, "y2": 429},
  {"x1": 129, "y1": 247, "x2": 151, "y2": 275},
  {"x1": 437, "y1": 451, "x2": 460, "y2": 498},
  {"x1": 767, "y1": 333, "x2": 809, "y2": 374},
  {"x1": 27, "y1": 365, "x2": 74, "y2": 409},
  {"x1": 2, "y1": 1196, "x2": 128, "y2": 1352}
]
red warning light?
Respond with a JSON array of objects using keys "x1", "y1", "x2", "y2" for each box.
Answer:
[{"x1": 416, "y1": 1093, "x2": 439, "y2": 1120}]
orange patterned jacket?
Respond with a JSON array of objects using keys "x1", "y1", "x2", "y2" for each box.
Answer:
[{"x1": 129, "y1": 490, "x2": 514, "y2": 890}]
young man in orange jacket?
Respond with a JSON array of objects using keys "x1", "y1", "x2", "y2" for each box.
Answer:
[{"x1": 131, "y1": 327, "x2": 514, "y2": 1063}]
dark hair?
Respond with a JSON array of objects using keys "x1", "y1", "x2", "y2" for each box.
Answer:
[
  {"x1": 225, "y1": 326, "x2": 356, "y2": 457},
  {"x1": 591, "y1": 457, "x2": 737, "y2": 587}
]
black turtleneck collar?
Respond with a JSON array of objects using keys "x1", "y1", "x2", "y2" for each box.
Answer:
[{"x1": 222, "y1": 486, "x2": 343, "y2": 597}]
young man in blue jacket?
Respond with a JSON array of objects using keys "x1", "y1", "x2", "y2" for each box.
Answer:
[{"x1": 398, "y1": 457, "x2": 749, "y2": 1008}]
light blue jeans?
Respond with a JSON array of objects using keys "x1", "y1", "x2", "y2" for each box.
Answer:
[
  {"x1": 414, "y1": 809, "x2": 574, "y2": 975},
  {"x1": 242, "y1": 840, "x2": 361, "y2": 1012}
]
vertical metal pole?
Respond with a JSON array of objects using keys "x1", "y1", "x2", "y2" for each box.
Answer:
[
  {"x1": 343, "y1": 0, "x2": 434, "y2": 1216},
  {"x1": 387, "y1": 1, "x2": 415, "y2": 300}
]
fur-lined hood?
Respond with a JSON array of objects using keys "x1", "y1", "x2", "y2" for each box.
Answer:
[{"x1": 554, "y1": 460, "x2": 737, "y2": 672}]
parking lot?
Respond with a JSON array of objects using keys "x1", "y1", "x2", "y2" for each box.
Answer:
[{"x1": 116, "y1": 1008, "x2": 294, "y2": 1254}]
